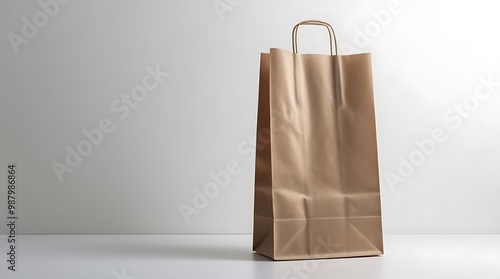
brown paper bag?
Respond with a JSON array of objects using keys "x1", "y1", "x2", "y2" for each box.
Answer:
[{"x1": 252, "y1": 20, "x2": 383, "y2": 260}]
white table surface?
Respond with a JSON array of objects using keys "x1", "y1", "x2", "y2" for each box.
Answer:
[{"x1": 0, "y1": 234, "x2": 499, "y2": 279}]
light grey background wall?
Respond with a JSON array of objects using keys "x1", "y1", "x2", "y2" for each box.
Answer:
[{"x1": 1, "y1": 0, "x2": 500, "y2": 234}]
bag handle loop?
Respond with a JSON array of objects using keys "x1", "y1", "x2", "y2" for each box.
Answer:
[{"x1": 292, "y1": 20, "x2": 338, "y2": 55}]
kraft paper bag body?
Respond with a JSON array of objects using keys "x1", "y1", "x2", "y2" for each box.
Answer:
[{"x1": 252, "y1": 20, "x2": 383, "y2": 260}]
